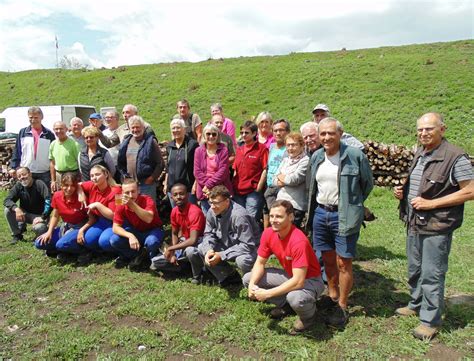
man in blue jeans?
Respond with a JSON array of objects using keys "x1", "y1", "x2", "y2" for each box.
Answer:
[
  {"x1": 307, "y1": 117, "x2": 373, "y2": 327},
  {"x1": 394, "y1": 112, "x2": 473, "y2": 340},
  {"x1": 110, "y1": 178, "x2": 164, "y2": 271}
]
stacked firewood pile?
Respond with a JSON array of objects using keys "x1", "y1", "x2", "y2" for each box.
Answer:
[
  {"x1": 0, "y1": 138, "x2": 16, "y2": 189},
  {"x1": 364, "y1": 140, "x2": 415, "y2": 187}
]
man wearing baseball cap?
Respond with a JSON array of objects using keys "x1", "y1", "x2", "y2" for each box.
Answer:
[
  {"x1": 312, "y1": 104, "x2": 330, "y2": 123},
  {"x1": 89, "y1": 113, "x2": 106, "y2": 131}
]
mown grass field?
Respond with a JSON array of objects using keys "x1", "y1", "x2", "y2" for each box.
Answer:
[
  {"x1": 0, "y1": 188, "x2": 473, "y2": 359},
  {"x1": 0, "y1": 40, "x2": 473, "y2": 153}
]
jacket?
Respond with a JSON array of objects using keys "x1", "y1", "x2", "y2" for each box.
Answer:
[
  {"x1": 307, "y1": 143, "x2": 373, "y2": 236},
  {"x1": 79, "y1": 146, "x2": 114, "y2": 181}
]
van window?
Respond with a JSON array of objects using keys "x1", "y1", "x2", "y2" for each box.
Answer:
[{"x1": 0, "y1": 118, "x2": 5, "y2": 132}]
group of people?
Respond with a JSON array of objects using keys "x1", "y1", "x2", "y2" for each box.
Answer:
[{"x1": 4, "y1": 101, "x2": 473, "y2": 340}]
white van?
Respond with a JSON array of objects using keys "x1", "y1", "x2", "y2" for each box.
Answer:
[{"x1": 0, "y1": 105, "x2": 97, "y2": 136}]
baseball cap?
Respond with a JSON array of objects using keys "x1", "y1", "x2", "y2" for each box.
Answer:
[
  {"x1": 89, "y1": 113, "x2": 102, "y2": 120},
  {"x1": 312, "y1": 104, "x2": 330, "y2": 114}
]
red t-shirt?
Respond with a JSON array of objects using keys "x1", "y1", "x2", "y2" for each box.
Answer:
[
  {"x1": 233, "y1": 141, "x2": 268, "y2": 195},
  {"x1": 258, "y1": 225, "x2": 321, "y2": 279},
  {"x1": 52, "y1": 191, "x2": 88, "y2": 224},
  {"x1": 170, "y1": 202, "x2": 205, "y2": 239},
  {"x1": 113, "y1": 194, "x2": 162, "y2": 231},
  {"x1": 81, "y1": 181, "x2": 121, "y2": 217}
]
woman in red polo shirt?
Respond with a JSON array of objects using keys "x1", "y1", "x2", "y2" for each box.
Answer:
[
  {"x1": 35, "y1": 173, "x2": 92, "y2": 261},
  {"x1": 79, "y1": 164, "x2": 122, "y2": 264},
  {"x1": 232, "y1": 120, "x2": 268, "y2": 222}
]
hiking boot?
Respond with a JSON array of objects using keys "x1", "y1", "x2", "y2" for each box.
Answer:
[
  {"x1": 10, "y1": 234, "x2": 23, "y2": 245},
  {"x1": 395, "y1": 306, "x2": 418, "y2": 317},
  {"x1": 326, "y1": 305, "x2": 349, "y2": 328},
  {"x1": 129, "y1": 248, "x2": 149, "y2": 272},
  {"x1": 317, "y1": 295, "x2": 339, "y2": 310},
  {"x1": 218, "y1": 271, "x2": 242, "y2": 288},
  {"x1": 114, "y1": 256, "x2": 130, "y2": 269},
  {"x1": 270, "y1": 304, "x2": 294, "y2": 319},
  {"x1": 289, "y1": 316, "x2": 316, "y2": 335},
  {"x1": 190, "y1": 275, "x2": 201, "y2": 285},
  {"x1": 412, "y1": 324, "x2": 439, "y2": 341},
  {"x1": 77, "y1": 252, "x2": 93, "y2": 266}
]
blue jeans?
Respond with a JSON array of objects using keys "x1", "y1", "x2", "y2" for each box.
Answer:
[
  {"x1": 98, "y1": 227, "x2": 117, "y2": 254},
  {"x1": 83, "y1": 217, "x2": 113, "y2": 252},
  {"x1": 233, "y1": 191, "x2": 263, "y2": 221},
  {"x1": 109, "y1": 226, "x2": 164, "y2": 261},
  {"x1": 139, "y1": 182, "x2": 157, "y2": 203},
  {"x1": 200, "y1": 199, "x2": 210, "y2": 216},
  {"x1": 35, "y1": 224, "x2": 87, "y2": 254},
  {"x1": 407, "y1": 232, "x2": 452, "y2": 327}
]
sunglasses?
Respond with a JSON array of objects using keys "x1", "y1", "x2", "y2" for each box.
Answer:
[
  {"x1": 240, "y1": 131, "x2": 251, "y2": 135},
  {"x1": 206, "y1": 133, "x2": 218, "y2": 137}
]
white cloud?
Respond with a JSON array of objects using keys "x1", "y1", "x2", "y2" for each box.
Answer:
[{"x1": 0, "y1": 0, "x2": 471, "y2": 72}]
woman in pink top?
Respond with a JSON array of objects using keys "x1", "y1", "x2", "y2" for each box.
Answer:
[
  {"x1": 193, "y1": 123, "x2": 233, "y2": 215},
  {"x1": 210, "y1": 103, "x2": 237, "y2": 147},
  {"x1": 256, "y1": 111, "x2": 275, "y2": 149}
]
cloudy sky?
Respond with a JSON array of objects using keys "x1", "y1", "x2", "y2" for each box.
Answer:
[{"x1": 0, "y1": 0, "x2": 472, "y2": 72}]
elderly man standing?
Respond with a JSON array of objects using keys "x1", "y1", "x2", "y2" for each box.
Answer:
[
  {"x1": 49, "y1": 121, "x2": 81, "y2": 192},
  {"x1": 300, "y1": 122, "x2": 320, "y2": 157},
  {"x1": 187, "y1": 185, "x2": 260, "y2": 286},
  {"x1": 9, "y1": 106, "x2": 56, "y2": 185},
  {"x1": 173, "y1": 99, "x2": 202, "y2": 142},
  {"x1": 68, "y1": 117, "x2": 86, "y2": 148},
  {"x1": 394, "y1": 112, "x2": 473, "y2": 341},
  {"x1": 102, "y1": 110, "x2": 121, "y2": 165},
  {"x1": 307, "y1": 117, "x2": 373, "y2": 327},
  {"x1": 117, "y1": 116, "x2": 164, "y2": 201},
  {"x1": 4, "y1": 167, "x2": 50, "y2": 244}
]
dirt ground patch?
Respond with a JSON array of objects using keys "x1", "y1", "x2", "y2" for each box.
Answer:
[{"x1": 424, "y1": 343, "x2": 467, "y2": 361}]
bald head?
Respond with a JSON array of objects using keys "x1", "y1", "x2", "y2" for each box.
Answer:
[{"x1": 417, "y1": 112, "x2": 446, "y2": 151}]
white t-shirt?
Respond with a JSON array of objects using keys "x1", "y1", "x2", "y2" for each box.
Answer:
[{"x1": 316, "y1": 151, "x2": 340, "y2": 206}]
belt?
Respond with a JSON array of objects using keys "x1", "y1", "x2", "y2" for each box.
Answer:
[{"x1": 318, "y1": 203, "x2": 338, "y2": 212}]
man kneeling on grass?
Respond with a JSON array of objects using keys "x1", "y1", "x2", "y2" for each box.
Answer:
[
  {"x1": 243, "y1": 200, "x2": 324, "y2": 335},
  {"x1": 110, "y1": 178, "x2": 164, "y2": 271},
  {"x1": 187, "y1": 185, "x2": 260, "y2": 286},
  {"x1": 150, "y1": 183, "x2": 205, "y2": 277}
]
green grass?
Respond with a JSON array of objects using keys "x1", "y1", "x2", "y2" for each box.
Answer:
[
  {"x1": 1, "y1": 40, "x2": 473, "y2": 153},
  {"x1": 0, "y1": 188, "x2": 473, "y2": 359}
]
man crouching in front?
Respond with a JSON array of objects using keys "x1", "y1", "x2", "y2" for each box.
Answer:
[{"x1": 243, "y1": 200, "x2": 324, "y2": 335}]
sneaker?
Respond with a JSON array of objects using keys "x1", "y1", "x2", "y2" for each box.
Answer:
[
  {"x1": 77, "y1": 252, "x2": 93, "y2": 266},
  {"x1": 289, "y1": 316, "x2": 316, "y2": 335},
  {"x1": 270, "y1": 304, "x2": 294, "y2": 319},
  {"x1": 317, "y1": 295, "x2": 339, "y2": 310},
  {"x1": 190, "y1": 276, "x2": 201, "y2": 285},
  {"x1": 10, "y1": 234, "x2": 23, "y2": 245},
  {"x1": 218, "y1": 271, "x2": 242, "y2": 288},
  {"x1": 326, "y1": 305, "x2": 349, "y2": 328},
  {"x1": 412, "y1": 324, "x2": 439, "y2": 341},
  {"x1": 114, "y1": 256, "x2": 130, "y2": 269},
  {"x1": 395, "y1": 306, "x2": 418, "y2": 317},
  {"x1": 129, "y1": 248, "x2": 149, "y2": 272}
]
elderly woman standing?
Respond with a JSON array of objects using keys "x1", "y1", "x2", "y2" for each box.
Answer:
[
  {"x1": 78, "y1": 126, "x2": 116, "y2": 182},
  {"x1": 165, "y1": 118, "x2": 199, "y2": 207},
  {"x1": 256, "y1": 111, "x2": 275, "y2": 149},
  {"x1": 232, "y1": 120, "x2": 268, "y2": 221},
  {"x1": 193, "y1": 123, "x2": 233, "y2": 214},
  {"x1": 273, "y1": 132, "x2": 309, "y2": 228}
]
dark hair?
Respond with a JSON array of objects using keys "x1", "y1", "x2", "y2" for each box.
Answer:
[
  {"x1": 208, "y1": 185, "x2": 231, "y2": 200},
  {"x1": 240, "y1": 120, "x2": 258, "y2": 141},
  {"x1": 270, "y1": 200, "x2": 294, "y2": 215},
  {"x1": 273, "y1": 119, "x2": 291, "y2": 132},
  {"x1": 171, "y1": 183, "x2": 188, "y2": 193},
  {"x1": 177, "y1": 99, "x2": 190, "y2": 108},
  {"x1": 61, "y1": 172, "x2": 80, "y2": 186},
  {"x1": 16, "y1": 166, "x2": 31, "y2": 174}
]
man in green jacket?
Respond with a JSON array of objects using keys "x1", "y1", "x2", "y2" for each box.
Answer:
[{"x1": 307, "y1": 117, "x2": 373, "y2": 327}]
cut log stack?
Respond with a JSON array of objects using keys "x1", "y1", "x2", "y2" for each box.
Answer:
[
  {"x1": 0, "y1": 138, "x2": 16, "y2": 189},
  {"x1": 364, "y1": 140, "x2": 415, "y2": 187}
]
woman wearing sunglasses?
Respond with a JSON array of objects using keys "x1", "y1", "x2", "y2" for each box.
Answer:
[{"x1": 193, "y1": 123, "x2": 233, "y2": 215}]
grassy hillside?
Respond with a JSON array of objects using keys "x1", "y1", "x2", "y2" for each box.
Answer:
[{"x1": 0, "y1": 40, "x2": 473, "y2": 152}]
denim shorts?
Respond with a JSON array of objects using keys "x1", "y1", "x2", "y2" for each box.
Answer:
[{"x1": 312, "y1": 206, "x2": 359, "y2": 258}]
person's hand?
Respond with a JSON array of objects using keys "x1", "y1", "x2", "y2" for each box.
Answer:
[
  {"x1": 254, "y1": 287, "x2": 270, "y2": 302},
  {"x1": 122, "y1": 193, "x2": 132, "y2": 206},
  {"x1": 393, "y1": 186, "x2": 403, "y2": 200},
  {"x1": 77, "y1": 229, "x2": 85, "y2": 245},
  {"x1": 248, "y1": 284, "x2": 259, "y2": 300},
  {"x1": 15, "y1": 208, "x2": 25, "y2": 222},
  {"x1": 37, "y1": 231, "x2": 52, "y2": 245},
  {"x1": 204, "y1": 250, "x2": 215, "y2": 266},
  {"x1": 191, "y1": 182, "x2": 197, "y2": 194},
  {"x1": 169, "y1": 255, "x2": 178, "y2": 266},
  {"x1": 51, "y1": 182, "x2": 58, "y2": 193},
  {"x1": 9, "y1": 169, "x2": 16, "y2": 179},
  {"x1": 411, "y1": 197, "x2": 434, "y2": 210},
  {"x1": 164, "y1": 248, "x2": 174, "y2": 261},
  {"x1": 128, "y1": 235, "x2": 140, "y2": 250},
  {"x1": 87, "y1": 202, "x2": 101, "y2": 213},
  {"x1": 32, "y1": 217, "x2": 44, "y2": 225},
  {"x1": 206, "y1": 251, "x2": 222, "y2": 267}
]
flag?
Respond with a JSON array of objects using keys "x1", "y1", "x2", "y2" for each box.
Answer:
[{"x1": 55, "y1": 35, "x2": 58, "y2": 49}]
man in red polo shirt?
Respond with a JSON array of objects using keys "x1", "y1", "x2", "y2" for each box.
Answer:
[
  {"x1": 109, "y1": 178, "x2": 164, "y2": 270},
  {"x1": 150, "y1": 183, "x2": 205, "y2": 280},
  {"x1": 243, "y1": 200, "x2": 324, "y2": 335}
]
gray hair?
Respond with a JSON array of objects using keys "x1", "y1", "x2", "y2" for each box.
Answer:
[
  {"x1": 70, "y1": 117, "x2": 83, "y2": 126},
  {"x1": 53, "y1": 121, "x2": 68, "y2": 128},
  {"x1": 123, "y1": 104, "x2": 138, "y2": 114},
  {"x1": 210, "y1": 103, "x2": 223, "y2": 112},
  {"x1": 202, "y1": 123, "x2": 222, "y2": 143},
  {"x1": 127, "y1": 115, "x2": 145, "y2": 127},
  {"x1": 105, "y1": 111, "x2": 120, "y2": 119},
  {"x1": 256, "y1": 111, "x2": 273, "y2": 125},
  {"x1": 300, "y1": 121, "x2": 318, "y2": 133},
  {"x1": 28, "y1": 106, "x2": 43, "y2": 117},
  {"x1": 319, "y1": 117, "x2": 344, "y2": 132},
  {"x1": 170, "y1": 118, "x2": 186, "y2": 129}
]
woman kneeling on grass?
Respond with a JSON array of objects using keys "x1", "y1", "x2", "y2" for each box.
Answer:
[
  {"x1": 35, "y1": 173, "x2": 93, "y2": 262},
  {"x1": 75, "y1": 165, "x2": 122, "y2": 265}
]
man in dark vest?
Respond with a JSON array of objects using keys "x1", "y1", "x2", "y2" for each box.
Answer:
[
  {"x1": 117, "y1": 115, "x2": 164, "y2": 202},
  {"x1": 394, "y1": 112, "x2": 473, "y2": 341}
]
